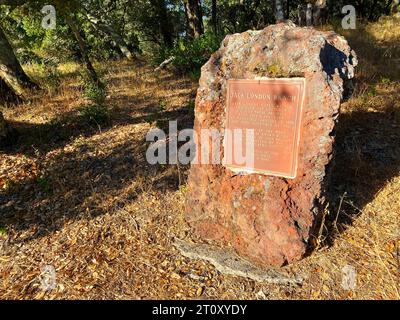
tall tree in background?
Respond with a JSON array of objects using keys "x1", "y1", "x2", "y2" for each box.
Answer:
[
  {"x1": 313, "y1": 0, "x2": 327, "y2": 25},
  {"x1": 149, "y1": 0, "x2": 174, "y2": 47},
  {"x1": 0, "y1": 24, "x2": 37, "y2": 97},
  {"x1": 211, "y1": 0, "x2": 217, "y2": 34},
  {"x1": 212, "y1": 0, "x2": 274, "y2": 33},
  {"x1": 286, "y1": 0, "x2": 290, "y2": 19},
  {"x1": 0, "y1": 0, "x2": 100, "y2": 90},
  {"x1": 184, "y1": 0, "x2": 204, "y2": 38},
  {"x1": 83, "y1": 10, "x2": 135, "y2": 60},
  {"x1": 64, "y1": 13, "x2": 99, "y2": 83},
  {"x1": 275, "y1": 0, "x2": 285, "y2": 22}
]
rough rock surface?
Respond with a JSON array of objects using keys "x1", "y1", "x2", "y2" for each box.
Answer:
[
  {"x1": 174, "y1": 239, "x2": 303, "y2": 284},
  {"x1": 185, "y1": 23, "x2": 357, "y2": 267}
]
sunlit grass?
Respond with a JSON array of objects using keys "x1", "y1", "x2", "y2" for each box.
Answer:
[{"x1": 1, "y1": 18, "x2": 399, "y2": 300}]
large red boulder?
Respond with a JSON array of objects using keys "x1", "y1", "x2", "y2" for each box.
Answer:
[{"x1": 185, "y1": 23, "x2": 357, "y2": 267}]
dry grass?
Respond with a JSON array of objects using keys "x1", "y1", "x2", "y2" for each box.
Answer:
[{"x1": 0, "y1": 17, "x2": 399, "y2": 300}]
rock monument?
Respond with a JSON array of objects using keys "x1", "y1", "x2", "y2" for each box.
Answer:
[{"x1": 185, "y1": 22, "x2": 357, "y2": 267}]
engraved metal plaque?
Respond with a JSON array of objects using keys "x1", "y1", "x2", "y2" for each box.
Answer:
[{"x1": 224, "y1": 78, "x2": 306, "y2": 179}]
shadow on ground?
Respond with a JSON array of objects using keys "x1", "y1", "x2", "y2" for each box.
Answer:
[
  {"x1": 323, "y1": 106, "x2": 400, "y2": 245},
  {"x1": 1, "y1": 26, "x2": 399, "y2": 250},
  {"x1": 0, "y1": 108, "x2": 193, "y2": 243},
  {"x1": 0, "y1": 63, "x2": 196, "y2": 243},
  {"x1": 318, "y1": 23, "x2": 400, "y2": 245}
]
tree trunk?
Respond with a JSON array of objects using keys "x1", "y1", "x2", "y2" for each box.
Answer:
[
  {"x1": 306, "y1": 3, "x2": 313, "y2": 26},
  {"x1": 355, "y1": 0, "x2": 366, "y2": 21},
  {"x1": 0, "y1": 25, "x2": 37, "y2": 97},
  {"x1": 211, "y1": 0, "x2": 217, "y2": 34},
  {"x1": 298, "y1": 4, "x2": 306, "y2": 26},
  {"x1": 64, "y1": 14, "x2": 99, "y2": 83},
  {"x1": 149, "y1": 0, "x2": 174, "y2": 47},
  {"x1": 0, "y1": 111, "x2": 10, "y2": 143},
  {"x1": 286, "y1": 0, "x2": 290, "y2": 20},
  {"x1": 0, "y1": 77, "x2": 19, "y2": 103},
  {"x1": 0, "y1": 111, "x2": 18, "y2": 147},
  {"x1": 184, "y1": 0, "x2": 204, "y2": 39},
  {"x1": 313, "y1": 0, "x2": 327, "y2": 25},
  {"x1": 385, "y1": 0, "x2": 393, "y2": 14},
  {"x1": 275, "y1": 0, "x2": 285, "y2": 22},
  {"x1": 368, "y1": 0, "x2": 379, "y2": 20},
  {"x1": 84, "y1": 11, "x2": 135, "y2": 60}
]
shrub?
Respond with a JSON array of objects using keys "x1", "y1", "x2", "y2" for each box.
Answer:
[
  {"x1": 78, "y1": 69, "x2": 110, "y2": 127},
  {"x1": 156, "y1": 33, "x2": 223, "y2": 75},
  {"x1": 79, "y1": 104, "x2": 110, "y2": 126},
  {"x1": 79, "y1": 70, "x2": 107, "y2": 105},
  {"x1": 0, "y1": 226, "x2": 7, "y2": 237},
  {"x1": 39, "y1": 58, "x2": 61, "y2": 95},
  {"x1": 83, "y1": 81, "x2": 107, "y2": 105}
]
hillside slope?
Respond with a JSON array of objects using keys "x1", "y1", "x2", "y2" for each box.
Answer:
[{"x1": 0, "y1": 17, "x2": 399, "y2": 299}]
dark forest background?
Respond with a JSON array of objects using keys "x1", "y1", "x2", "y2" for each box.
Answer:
[
  {"x1": 0, "y1": 0, "x2": 398, "y2": 102},
  {"x1": 0, "y1": 0, "x2": 400, "y2": 300}
]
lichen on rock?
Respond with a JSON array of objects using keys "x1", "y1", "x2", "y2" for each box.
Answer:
[{"x1": 186, "y1": 23, "x2": 357, "y2": 267}]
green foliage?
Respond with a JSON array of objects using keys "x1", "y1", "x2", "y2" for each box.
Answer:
[
  {"x1": 209, "y1": 0, "x2": 275, "y2": 33},
  {"x1": 79, "y1": 70, "x2": 107, "y2": 104},
  {"x1": 39, "y1": 26, "x2": 77, "y2": 63},
  {"x1": 157, "y1": 33, "x2": 222, "y2": 75},
  {"x1": 0, "y1": 226, "x2": 7, "y2": 237},
  {"x1": 1, "y1": 0, "x2": 394, "y2": 70},
  {"x1": 79, "y1": 104, "x2": 110, "y2": 126},
  {"x1": 37, "y1": 58, "x2": 61, "y2": 94},
  {"x1": 0, "y1": 0, "x2": 395, "y2": 103},
  {"x1": 1, "y1": 6, "x2": 76, "y2": 64},
  {"x1": 83, "y1": 81, "x2": 107, "y2": 105},
  {"x1": 75, "y1": 66, "x2": 110, "y2": 127},
  {"x1": 158, "y1": 100, "x2": 167, "y2": 111},
  {"x1": 78, "y1": 70, "x2": 110, "y2": 127},
  {"x1": 367, "y1": 86, "x2": 377, "y2": 97}
]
